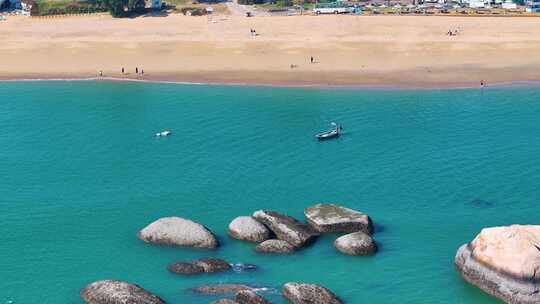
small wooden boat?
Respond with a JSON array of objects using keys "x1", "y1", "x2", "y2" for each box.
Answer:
[{"x1": 316, "y1": 123, "x2": 342, "y2": 140}]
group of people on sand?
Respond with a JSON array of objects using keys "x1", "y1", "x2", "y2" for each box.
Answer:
[
  {"x1": 98, "y1": 67, "x2": 145, "y2": 78},
  {"x1": 447, "y1": 28, "x2": 460, "y2": 36},
  {"x1": 250, "y1": 28, "x2": 257, "y2": 36},
  {"x1": 122, "y1": 67, "x2": 144, "y2": 76}
]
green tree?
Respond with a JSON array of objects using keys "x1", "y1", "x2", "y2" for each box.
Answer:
[
  {"x1": 30, "y1": 0, "x2": 41, "y2": 15},
  {"x1": 276, "y1": 0, "x2": 292, "y2": 6},
  {"x1": 103, "y1": 0, "x2": 127, "y2": 16},
  {"x1": 127, "y1": 0, "x2": 144, "y2": 12},
  {"x1": 103, "y1": 0, "x2": 145, "y2": 17}
]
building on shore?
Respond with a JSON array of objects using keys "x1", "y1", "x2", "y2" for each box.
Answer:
[
  {"x1": 501, "y1": 0, "x2": 516, "y2": 9},
  {"x1": 465, "y1": 0, "x2": 489, "y2": 8},
  {"x1": 526, "y1": 0, "x2": 540, "y2": 12},
  {"x1": 459, "y1": 0, "x2": 511, "y2": 8},
  {"x1": 151, "y1": 0, "x2": 162, "y2": 9}
]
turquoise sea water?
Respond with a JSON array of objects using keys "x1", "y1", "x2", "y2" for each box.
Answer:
[{"x1": 2, "y1": 81, "x2": 540, "y2": 304}]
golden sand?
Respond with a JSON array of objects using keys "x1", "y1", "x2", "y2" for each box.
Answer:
[{"x1": 1, "y1": 14, "x2": 540, "y2": 87}]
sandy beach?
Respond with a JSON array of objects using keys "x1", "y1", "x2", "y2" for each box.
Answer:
[{"x1": 2, "y1": 13, "x2": 540, "y2": 87}]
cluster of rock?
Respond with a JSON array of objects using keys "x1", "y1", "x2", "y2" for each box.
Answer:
[
  {"x1": 455, "y1": 224, "x2": 540, "y2": 304},
  {"x1": 81, "y1": 203, "x2": 540, "y2": 304},
  {"x1": 229, "y1": 204, "x2": 377, "y2": 256},
  {"x1": 80, "y1": 280, "x2": 341, "y2": 304},
  {"x1": 134, "y1": 203, "x2": 376, "y2": 256},
  {"x1": 81, "y1": 203, "x2": 373, "y2": 304},
  {"x1": 205, "y1": 282, "x2": 341, "y2": 304}
]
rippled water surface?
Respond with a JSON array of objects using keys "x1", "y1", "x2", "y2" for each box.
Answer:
[{"x1": 2, "y1": 81, "x2": 539, "y2": 304}]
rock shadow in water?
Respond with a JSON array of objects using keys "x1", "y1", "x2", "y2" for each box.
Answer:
[
  {"x1": 373, "y1": 223, "x2": 385, "y2": 234},
  {"x1": 469, "y1": 199, "x2": 494, "y2": 209}
]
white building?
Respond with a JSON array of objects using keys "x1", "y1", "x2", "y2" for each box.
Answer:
[
  {"x1": 502, "y1": 0, "x2": 517, "y2": 9},
  {"x1": 467, "y1": 0, "x2": 489, "y2": 8},
  {"x1": 526, "y1": 0, "x2": 540, "y2": 12}
]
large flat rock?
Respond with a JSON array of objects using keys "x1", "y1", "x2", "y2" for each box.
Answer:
[
  {"x1": 138, "y1": 216, "x2": 219, "y2": 249},
  {"x1": 455, "y1": 225, "x2": 540, "y2": 304},
  {"x1": 252, "y1": 210, "x2": 318, "y2": 248},
  {"x1": 304, "y1": 203, "x2": 372, "y2": 234}
]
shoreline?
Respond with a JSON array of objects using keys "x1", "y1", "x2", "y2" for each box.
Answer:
[{"x1": 2, "y1": 74, "x2": 540, "y2": 91}]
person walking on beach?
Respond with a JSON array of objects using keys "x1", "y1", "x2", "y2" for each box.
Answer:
[
  {"x1": 135, "y1": 67, "x2": 139, "y2": 74},
  {"x1": 122, "y1": 67, "x2": 124, "y2": 74},
  {"x1": 141, "y1": 69, "x2": 144, "y2": 76},
  {"x1": 99, "y1": 70, "x2": 103, "y2": 77},
  {"x1": 310, "y1": 56, "x2": 314, "y2": 64}
]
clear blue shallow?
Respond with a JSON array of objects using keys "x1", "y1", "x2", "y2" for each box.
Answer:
[{"x1": 2, "y1": 81, "x2": 539, "y2": 304}]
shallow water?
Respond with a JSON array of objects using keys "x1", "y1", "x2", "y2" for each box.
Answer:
[{"x1": 3, "y1": 81, "x2": 539, "y2": 304}]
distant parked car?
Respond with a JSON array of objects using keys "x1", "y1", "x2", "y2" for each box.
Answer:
[{"x1": 313, "y1": 2, "x2": 354, "y2": 14}]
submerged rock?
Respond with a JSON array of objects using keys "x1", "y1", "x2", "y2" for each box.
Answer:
[
  {"x1": 252, "y1": 211, "x2": 318, "y2": 248},
  {"x1": 228, "y1": 216, "x2": 271, "y2": 243},
  {"x1": 455, "y1": 225, "x2": 540, "y2": 304},
  {"x1": 235, "y1": 290, "x2": 272, "y2": 304},
  {"x1": 255, "y1": 239, "x2": 296, "y2": 254},
  {"x1": 195, "y1": 258, "x2": 232, "y2": 273},
  {"x1": 469, "y1": 199, "x2": 494, "y2": 209},
  {"x1": 282, "y1": 282, "x2": 341, "y2": 304},
  {"x1": 334, "y1": 232, "x2": 377, "y2": 256},
  {"x1": 168, "y1": 258, "x2": 231, "y2": 275},
  {"x1": 168, "y1": 262, "x2": 205, "y2": 275},
  {"x1": 190, "y1": 284, "x2": 254, "y2": 295},
  {"x1": 304, "y1": 203, "x2": 373, "y2": 234},
  {"x1": 80, "y1": 280, "x2": 165, "y2": 304},
  {"x1": 138, "y1": 217, "x2": 219, "y2": 249},
  {"x1": 231, "y1": 263, "x2": 258, "y2": 273}
]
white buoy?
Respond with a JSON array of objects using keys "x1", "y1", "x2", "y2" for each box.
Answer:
[{"x1": 155, "y1": 130, "x2": 172, "y2": 137}]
